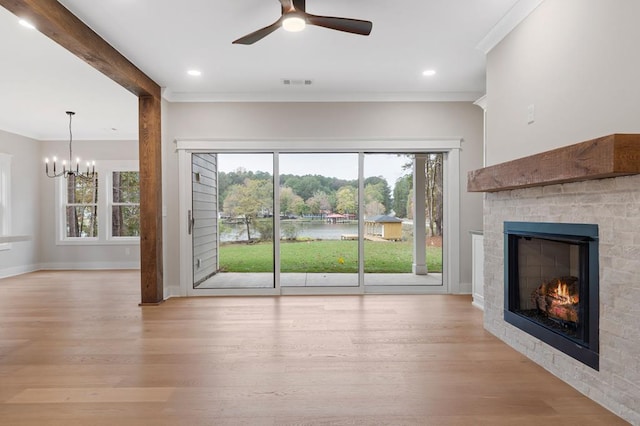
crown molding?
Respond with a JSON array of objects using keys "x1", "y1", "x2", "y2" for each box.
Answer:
[
  {"x1": 0, "y1": 123, "x2": 41, "y2": 141},
  {"x1": 473, "y1": 94, "x2": 488, "y2": 110},
  {"x1": 0, "y1": 126, "x2": 137, "y2": 141},
  {"x1": 476, "y1": 0, "x2": 545, "y2": 54},
  {"x1": 161, "y1": 89, "x2": 484, "y2": 103}
]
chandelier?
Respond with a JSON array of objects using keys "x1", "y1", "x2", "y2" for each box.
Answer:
[{"x1": 45, "y1": 111, "x2": 95, "y2": 180}]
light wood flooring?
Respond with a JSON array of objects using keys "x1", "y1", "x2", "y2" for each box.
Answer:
[{"x1": 0, "y1": 270, "x2": 629, "y2": 425}]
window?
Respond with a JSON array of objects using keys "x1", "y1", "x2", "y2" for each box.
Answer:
[
  {"x1": 110, "y1": 171, "x2": 140, "y2": 238},
  {"x1": 64, "y1": 174, "x2": 99, "y2": 238},
  {"x1": 58, "y1": 160, "x2": 139, "y2": 244}
]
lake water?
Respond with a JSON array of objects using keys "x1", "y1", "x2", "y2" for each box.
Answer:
[{"x1": 221, "y1": 221, "x2": 358, "y2": 242}]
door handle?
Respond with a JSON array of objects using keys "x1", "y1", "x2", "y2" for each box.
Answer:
[{"x1": 188, "y1": 210, "x2": 194, "y2": 235}]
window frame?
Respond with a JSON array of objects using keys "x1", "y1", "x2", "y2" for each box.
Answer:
[
  {"x1": 62, "y1": 173, "x2": 99, "y2": 241},
  {"x1": 56, "y1": 160, "x2": 140, "y2": 246},
  {"x1": 0, "y1": 153, "x2": 12, "y2": 251},
  {"x1": 175, "y1": 138, "x2": 462, "y2": 297}
]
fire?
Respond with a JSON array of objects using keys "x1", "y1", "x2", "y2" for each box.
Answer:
[
  {"x1": 532, "y1": 276, "x2": 580, "y2": 323},
  {"x1": 551, "y1": 279, "x2": 579, "y2": 305}
]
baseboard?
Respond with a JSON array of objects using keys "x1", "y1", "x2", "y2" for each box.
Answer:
[
  {"x1": 472, "y1": 294, "x2": 485, "y2": 311},
  {"x1": 0, "y1": 264, "x2": 39, "y2": 279},
  {"x1": 37, "y1": 262, "x2": 140, "y2": 270},
  {"x1": 165, "y1": 285, "x2": 184, "y2": 299},
  {"x1": 458, "y1": 281, "x2": 472, "y2": 294}
]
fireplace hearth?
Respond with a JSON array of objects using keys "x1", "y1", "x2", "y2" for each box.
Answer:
[{"x1": 504, "y1": 222, "x2": 599, "y2": 370}]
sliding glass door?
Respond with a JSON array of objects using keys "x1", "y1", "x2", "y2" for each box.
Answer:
[
  {"x1": 181, "y1": 145, "x2": 456, "y2": 295},
  {"x1": 193, "y1": 153, "x2": 275, "y2": 289},
  {"x1": 279, "y1": 153, "x2": 359, "y2": 288}
]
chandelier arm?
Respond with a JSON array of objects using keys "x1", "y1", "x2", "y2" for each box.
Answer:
[{"x1": 45, "y1": 170, "x2": 66, "y2": 178}]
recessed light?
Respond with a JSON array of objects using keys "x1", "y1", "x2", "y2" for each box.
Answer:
[
  {"x1": 187, "y1": 69, "x2": 202, "y2": 77},
  {"x1": 19, "y1": 19, "x2": 36, "y2": 30},
  {"x1": 422, "y1": 69, "x2": 437, "y2": 77}
]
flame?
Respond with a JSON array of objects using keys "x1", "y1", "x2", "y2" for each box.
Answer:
[{"x1": 552, "y1": 279, "x2": 579, "y2": 304}]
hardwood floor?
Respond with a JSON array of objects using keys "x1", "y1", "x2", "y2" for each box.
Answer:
[{"x1": 0, "y1": 270, "x2": 628, "y2": 425}]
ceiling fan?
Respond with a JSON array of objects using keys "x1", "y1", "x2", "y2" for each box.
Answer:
[{"x1": 233, "y1": 0, "x2": 373, "y2": 45}]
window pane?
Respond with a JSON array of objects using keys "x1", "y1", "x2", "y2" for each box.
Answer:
[
  {"x1": 65, "y1": 206, "x2": 98, "y2": 237},
  {"x1": 67, "y1": 174, "x2": 98, "y2": 204},
  {"x1": 279, "y1": 153, "x2": 359, "y2": 288},
  {"x1": 112, "y1": 206, "x2": 140, "y2": 237},
  {"x1": 363, "y1": 153, "x2": 443, "y2": 287},
  {"x1": 199, "y1": 153, "x2": 275, "y2": 289},
  {"x1": 112, "y1": 171, "x2": 140, "y2": 203}
]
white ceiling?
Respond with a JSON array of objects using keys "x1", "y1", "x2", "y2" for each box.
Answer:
[{"x1": 0, "y1": 0, "x2": 538, "y2": 141}]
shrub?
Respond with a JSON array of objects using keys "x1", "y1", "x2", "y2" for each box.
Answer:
[
  {"x1": 253, "y1": 218, "x2": 274, "y2": 241},
  {"x1": 281, "y1": 222, "x2": 300, "y2": 240}
]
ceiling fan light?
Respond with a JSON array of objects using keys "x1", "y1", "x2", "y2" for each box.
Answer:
[{"x1": 282, "y1": 16, "x2": 306, "y2": 32}]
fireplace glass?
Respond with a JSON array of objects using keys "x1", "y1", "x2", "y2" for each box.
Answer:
[
  {"x1": 504, "y1": 222, "x2": 599, "y2": 370},
  {"x1": 513, "y1": 238, "x2": 582, "y2": 339}
]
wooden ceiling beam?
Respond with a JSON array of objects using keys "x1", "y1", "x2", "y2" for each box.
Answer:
[
  {"x1": 0, "y1": 0, "x2": 164, "y2": 304},
  {"x1": 0, "y1": 0, "x2": 160, "y2": 98}
]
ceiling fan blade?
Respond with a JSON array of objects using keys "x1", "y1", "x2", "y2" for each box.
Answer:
[
  {"x1": 306, "y1": 14, "x2": 372, "y2": 36},
  {"x1": 232, "y1": 20, "x2": 282, "y2": 45},
  {"x1": 292, "y1": 0, "x2": 306, "y2": 12},
  {"x1": 278, "y1": 0, "x2": 294, "y2": 12}
]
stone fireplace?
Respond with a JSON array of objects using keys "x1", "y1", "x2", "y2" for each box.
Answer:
[{"x1": 468, "y1": 134, "x2": 640, "y2": 424}]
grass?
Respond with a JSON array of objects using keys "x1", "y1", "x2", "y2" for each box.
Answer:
[{"x1": 219, "y1": 240, "x2": 443, "y2": 273}]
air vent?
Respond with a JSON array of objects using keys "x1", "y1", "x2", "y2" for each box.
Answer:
[{"x1": 282, "y1": 79, "x2": 313, "y2": 86}]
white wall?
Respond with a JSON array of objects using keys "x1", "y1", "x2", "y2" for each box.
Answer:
[
  {"x1": 486, "y1": 0, "x2": 640, "y2": 165},
  {"x1": 163, "y1": 101, "x2": 484, "y2": 296},
  {"x1": 0, "y1": 130, "x2": 40, "y2": 277},
  {"x1": 39, "y1": 139, "x2": 140, "y2": 269}
]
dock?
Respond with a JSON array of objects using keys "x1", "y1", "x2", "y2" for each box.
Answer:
[
  {"x1": 340, "y1": 234, "x2": 396, "y2": 242},
  {"x1": 340, "y1": 234, "x2": 358, "y2": 240}
]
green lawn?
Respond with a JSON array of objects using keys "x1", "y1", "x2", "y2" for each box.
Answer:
[{"x1": 219, "y1": 240, "x2": 442, "y2": 273}]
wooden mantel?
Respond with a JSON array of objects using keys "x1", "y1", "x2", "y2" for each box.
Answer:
[{"x1": 467, "y1": 134, "x2": 640, "y2": 192}]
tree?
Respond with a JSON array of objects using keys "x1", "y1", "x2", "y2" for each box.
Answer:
[
  {"x1": 364, "y1": 181, "x2": 387, "y2": 217},
  {"x1": 305, "y1": 194, "x2": 320, "y2": 215},
  {"x1": 390, "y1": 154, "x2": 443, "y2": 235},
  {"x1": 364, "y1": 200, "x2": 385, "y2": 217},
  {"x1": 335, "y1": 186, "x2": 357, "y2": 215},
  {"x1": 66, "y1": 174, "x2": 98, "y2": 237},
  {"x1": 406, "y1": 188, "x2": 414, "y2": 220},
  {"x1": 281, "y1": 175, "x2": 326, "y2": 201},
  {"x1": 223, "y1": 178, "x2": 273, "y2": 242},
  {"x1": 112, "y1": 171, "x2": 140, "y2": 237},
  {"x1": 393, "y1": 174, "x2": 412, "y2": 218},
  {"x1": 280, "y1": 174, "x2": 358, "y2": 202},
  {"x1": 305, "y1": 190, "x2": 332, "y2": 215},
  {"x1": 425, "y1": 154, "x2": 443, "y2": 236},
  {"x1": 219, "y1": 167, "x2": 272, "y2": 208},
  {"x1": 364, "y1": 176, "x2": 391, "y2": 212},
  {"x1": 279, "y1": 186, "x2": 304, "y2": 216}
]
